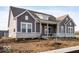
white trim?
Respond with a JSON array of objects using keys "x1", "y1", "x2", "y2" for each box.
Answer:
[
  {"x1": 40, "y1": 22, "x2": 42, "y2": 34},
  {"x1": 15, "y1": 10, "x2": 39, "y2": 22},
  {"x1": 15, "y1": 10, "x2": 27, "y2": 18},
  {"x1": 64, "y1": 17, "x2": 75, "y2": 26},
  {"x1": 26, "y1": 10, "x2": 39, "y2": 22},
  {"x1": 68, "y1": 27, "x2": 73, "y2": 34},
  {"x1": 57, "y1": 22, "x2": 59, "y2": 34},
  {"x1": 21, "y1": 22, "x2": 32, "y2": 33},
  {"x1": 64, "y1": 19, "x2": 71, "y2": 25}
]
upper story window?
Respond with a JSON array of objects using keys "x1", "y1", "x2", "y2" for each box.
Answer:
[
  {"x1": 25, "y1": 15, "x2": 28, "y2": 20},
  {"x1": 35, "y1": 13, "x2": 49, "y2": 20},
  {"x1": 22, "y1": 23, "x2": 26, "y2": 32},
  {"x1": 27, "y1": 24, "x2": 32, "y2": 33}
]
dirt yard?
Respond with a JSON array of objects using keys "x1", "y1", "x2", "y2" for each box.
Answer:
[{"x1": 0, "y1": 38, "x2": 79, "y2": 53}]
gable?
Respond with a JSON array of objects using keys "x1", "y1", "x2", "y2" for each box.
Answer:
[
  {"x1": 59, "y1": 15, "x2": 76, "y2": 26},
  {"x1": 61, "y1": 15, "x2": 70, "y2": 24},
  {"x1": 66, "y1": 19, "x2": 75, "y2": 27},
  {"x1": 28, "y1": 10, "x2": 56, "y2": 22},
  {"x1": 17, "y1": 11, "x2": 35, "y2": 32}
]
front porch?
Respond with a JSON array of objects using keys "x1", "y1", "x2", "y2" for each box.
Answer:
[{"x1": 39, "y1": 21, "x2": 58, "y2": 38}]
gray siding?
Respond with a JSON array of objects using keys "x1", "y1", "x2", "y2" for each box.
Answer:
[
  {"x1": 17, "y1": 11, "x2": 35, "y2": 32},
  {"x1": 59, "y1": 23, "x2": 65, "y2": 33},
  {"x1": 66, "y1": 20, "x2": 75, "y2": 33},
  {"x1": 36, "y1": 22, "x2": 40, "y2": 32},
  {"x1": 59, "y1": 16, "x2": 71, "y2": 33}
]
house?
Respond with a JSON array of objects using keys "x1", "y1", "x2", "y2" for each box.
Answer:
[
  {"x1": 8, "y1": 6, "x2": 76, "y2": 39},
  {"x1": 0, "y1": 30, "x2": 8, "y2": 37}
]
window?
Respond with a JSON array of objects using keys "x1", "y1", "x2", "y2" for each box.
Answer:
[
  {"x1": 35, "y1": 13, "x2": 49, "y2": 20},
  {"x1": 25, "y1": 16, "x2": 28, "y2": 20},
  {"x1": 14, "y1": 29, "x2": 15, "y2": 32},
  {"x1": 21, "y1": 22, "x2": 32, "y2": 33},
  {"x1": 68, "y1": 27, "x2": 73, "y2": 34},
  {"x1": 48, "y1": 26, "x2": 52, "y2": 34},
  {"x1": 61, "y1": 26, "x2": 64, "y2": 33},
  {"x1": 43, "y1": 15, "x2": 49, "y2": 20},
  {"x1": 27, "y1": 24, "x2": 32, "y2": 33},
  {"x1": 22, "y1": 23, "x2": 26, "y2": 32}
]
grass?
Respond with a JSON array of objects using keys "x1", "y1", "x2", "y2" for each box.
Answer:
[{"x1": 0, "y1": 38, "x2": 79, "y2": 53}]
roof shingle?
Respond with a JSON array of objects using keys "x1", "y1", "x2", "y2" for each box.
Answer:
[{"x1": 10, "y1": 6, "x2": 26, "y2": 17}]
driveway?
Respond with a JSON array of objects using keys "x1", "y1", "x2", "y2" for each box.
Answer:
[{"x1": 42, "y1": 46, "x2": 79, "y2": 53}]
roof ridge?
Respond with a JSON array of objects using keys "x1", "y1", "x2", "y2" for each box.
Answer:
[{"x1": 10, "y1": 6, "x2": 56, "y2": 17}]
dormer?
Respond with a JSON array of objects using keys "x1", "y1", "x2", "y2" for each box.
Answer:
[{"x1": 35, "y1": 13, "x2": 49, "y2": 20}]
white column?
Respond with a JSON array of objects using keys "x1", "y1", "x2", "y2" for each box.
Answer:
[
  {"x1": 57, "y1": 23, "x2": 59, "y2": 36},
  {"x1": 65, "y1": 25, "x2": 66, "y2": 37},
  {"x1": 15, "y1": 17, "x2": 17, "y2": 33}
]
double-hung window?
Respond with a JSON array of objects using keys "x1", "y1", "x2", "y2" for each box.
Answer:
[
  {"x1": 21, "y1": 22, "x2": 32, "y2": 33},
  {"x1": 61, "y1": 26, "x2": 64, "y2": 33},
  {"x1": 68, "y1": 27, "x2": 73, "y2": 34},
  {"x1": 27, "y1": 24, "x2": 32, "y2": 33},
  {"x1": 22, "y1": 23, "x2": 26, "y2": 32}
]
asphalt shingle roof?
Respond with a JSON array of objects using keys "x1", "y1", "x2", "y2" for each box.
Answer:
[
  {"x1": 10, "y1": 6, "x2": 57, "y2": 22},
  {"x1": 10, "y1": 6, "x2": 26, "y2": 17}
]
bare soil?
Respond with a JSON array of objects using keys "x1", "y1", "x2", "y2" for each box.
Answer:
[{"x1": 0, "y1": 38, "x2": 79, "y2": 53}]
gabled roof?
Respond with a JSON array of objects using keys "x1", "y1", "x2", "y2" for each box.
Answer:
[
  {"x1": 56, "y1": 14, "x2": 68, "y2": 21},
  {"x1": 56, "y1": 14, "x2": 76, "y2": 26},
  {"x1": 28, "y1": 10, "x2": 57, "y2": 22},
  {"x1": 10, "y1": 6, "x2": 26, "y2": 17},
  {"x1": 9, "y1": 6, "x2": 76, "y2": 25},
  {"x1": 10, "y1": 6, "x2": 57, "y2": 22}
]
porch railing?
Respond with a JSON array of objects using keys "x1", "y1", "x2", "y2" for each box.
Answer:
[{"x1": 42, "y1": 33, "x2": 57, "y2": 37}]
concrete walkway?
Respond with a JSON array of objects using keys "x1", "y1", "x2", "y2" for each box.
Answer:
[{"x1": 42, "y1": 46, "x2": 79, "y2": 53}]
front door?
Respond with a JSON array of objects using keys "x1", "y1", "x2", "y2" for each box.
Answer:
[
  {"x1": 44, "y1": 26, "x2": 52, "y2": 36},
  {"x1": 48, "y1": 26, "x2": 53, "y2": 36}
]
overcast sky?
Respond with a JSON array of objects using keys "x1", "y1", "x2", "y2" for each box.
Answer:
[{"x1": 0, "y1": 6, "x2": 79, "y2": 31}]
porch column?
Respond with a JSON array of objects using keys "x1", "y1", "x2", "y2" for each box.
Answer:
[
  {"x1": 47, "y1": 23, "x2": 49, "y2": 37},
  {"x1": 57, "y1": 23, "x2": 59, "y2": 36}
]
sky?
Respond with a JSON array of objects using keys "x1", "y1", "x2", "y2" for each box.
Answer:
[{"x1": 0, "y1": 6, "x2": 79, "y2": 31}]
